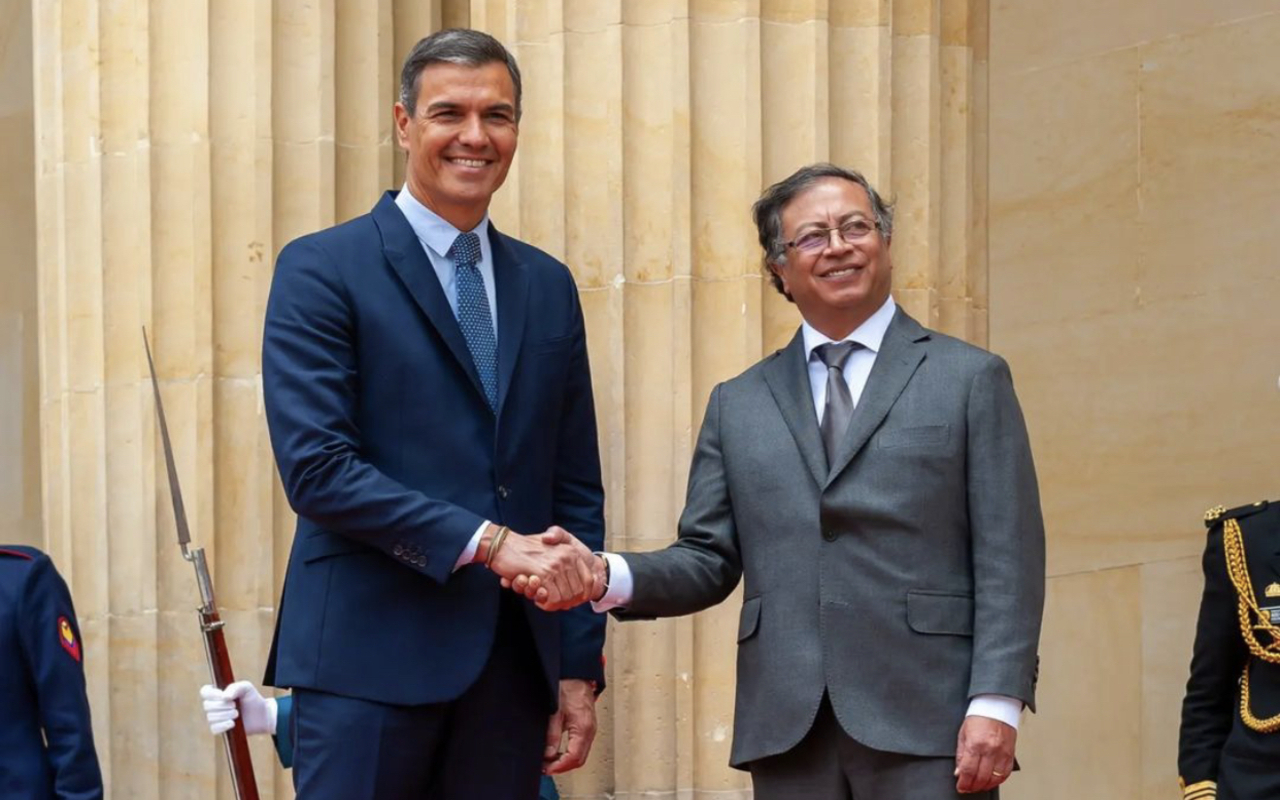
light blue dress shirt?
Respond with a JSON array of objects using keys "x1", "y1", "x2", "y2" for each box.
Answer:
[{"x1": 394, "y1": 185, "x2": 498, "y2": 335}]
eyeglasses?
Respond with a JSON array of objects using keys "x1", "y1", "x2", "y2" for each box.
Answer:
[{"x1": 781, "y1": 219, "x2": 879, "y2": 254}]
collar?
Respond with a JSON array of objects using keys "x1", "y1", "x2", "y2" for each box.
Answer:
[
  {"x1": 801, "y1": 295, "x2": 897, "y2": 361},
  {"x1": 394, "y1": 185, "x2": 491, "y2": 261}
]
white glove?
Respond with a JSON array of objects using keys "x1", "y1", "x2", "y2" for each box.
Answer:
[{"x1": 200, "y1": 681, "x2": 278, "y2": 736}]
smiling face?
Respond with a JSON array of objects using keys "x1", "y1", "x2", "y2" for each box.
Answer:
[
  {"x1": 394, "y1": 61, "x2": 519, "y2": 231},
  {"x1": 770, "y1": 177, "x2": 893, "y2": 340}
]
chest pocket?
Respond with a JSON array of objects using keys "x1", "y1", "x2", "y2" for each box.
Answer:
[{"x1": 877, "y1": 424, "x2": 950, "y2": 450}]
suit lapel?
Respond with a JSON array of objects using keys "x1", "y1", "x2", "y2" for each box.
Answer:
[
  {"x1": 490, "y1": 225, "x2": 529, "y2": 415},
  {"x1": 373, "y1": 192, "x2": 486, "y2": 402},
  {"x1": 762, "y1": 330, "x2": 828, "y2": 487},
  {"x1": 825, "y1": 308, "x2": 929, "y2": 488}
]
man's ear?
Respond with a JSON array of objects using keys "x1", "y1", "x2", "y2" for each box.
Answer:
[
  {"x1": 393, "y1": 102, "x2": 411, "y2": 150},
  {"x1": 768, "y1": 261, "x2": 789, "y2": 294}
]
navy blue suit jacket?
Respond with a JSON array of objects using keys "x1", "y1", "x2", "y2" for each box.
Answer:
[
  {"x1": 0, "y1": 546, "x2": 103, "y2": 800},
  {"x1": 262, "y1": 192, "x2": 606, "y2": 707}
]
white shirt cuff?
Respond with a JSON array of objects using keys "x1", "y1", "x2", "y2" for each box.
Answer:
[
  {"x1": 590, "y1": 552, "x2": 634, "y2": 612},
  {"x1": 965, "y1": 694, "x2": 1023, "y2": 730},
  {"x1": 453, "y1": 522, "x2": 489, "y2": 572}
]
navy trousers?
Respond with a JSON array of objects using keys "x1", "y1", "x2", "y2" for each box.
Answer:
[{"x1": 291, "y1": 593, "x2": 550, "y2": 800}]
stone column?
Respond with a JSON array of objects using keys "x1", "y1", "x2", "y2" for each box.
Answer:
[
  {"x1": 0, "y1": 0, "x2": 41, "y2": 549},
  {"x1": 477, "y1": 2, "x2": 990, "y2": 797},
  {"x1": 33, "y1": 1, "x2": 986, "y2": 797}
]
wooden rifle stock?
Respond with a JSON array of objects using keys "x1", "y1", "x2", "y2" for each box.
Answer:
[
  {"x1": 144, "y1": 330, "x2": 260, "y2": 800},
  {"x1": 192, "y1": 549, "x2": 261, "y2": 800}
]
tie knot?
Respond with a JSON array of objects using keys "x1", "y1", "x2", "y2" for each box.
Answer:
[
  {"x1": 813, "y1": 340, "x2": 861, "y2": 370},
  {"x1": 448, "y1": 231, "x2": 482, "y2": 267}
]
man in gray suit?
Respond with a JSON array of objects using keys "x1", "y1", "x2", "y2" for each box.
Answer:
[{"x1": 519, "y1": 163, "x2": 1045, "y2": 798}]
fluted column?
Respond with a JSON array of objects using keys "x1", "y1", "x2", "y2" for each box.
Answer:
[
  {"x1": 32, "y1": 0, "x2": 408, "y2": 797},
  {"x1": 34, "y1": 1, "x2": 986, "y2": 797},
  {"x1": 481, "y1": 2, "x2": 990, "y2": 798}
]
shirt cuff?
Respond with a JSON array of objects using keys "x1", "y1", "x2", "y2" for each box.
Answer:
[
  {"x1": 453, "y1": 521, "x2": 489, "y2": 572},
  {"x1": 266, "y1": 697, "x2": 279, "y2": 734},
  {"x1": 590, "y1": 552, "x2": 634, "y2": 612},
  {"x1": 966, "y1": 694, "x2": 1023, "y2": 730}
]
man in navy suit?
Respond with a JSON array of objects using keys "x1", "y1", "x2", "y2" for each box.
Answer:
[{"x1": 262, "y1": 28, "x2": 606, "y2": 799}]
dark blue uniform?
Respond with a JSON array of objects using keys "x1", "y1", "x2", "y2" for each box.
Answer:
[{"x1": 0, "y1": 546, "x2": 103, "y2": 799}]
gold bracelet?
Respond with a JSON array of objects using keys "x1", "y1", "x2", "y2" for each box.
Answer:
[{"x1": 485, "y1": 525, "x2": 510, "y2": 568}]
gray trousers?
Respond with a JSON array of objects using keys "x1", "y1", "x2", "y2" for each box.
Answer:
[{"x1": 748, "y1": 698, "x2": 998, "y2": 800}]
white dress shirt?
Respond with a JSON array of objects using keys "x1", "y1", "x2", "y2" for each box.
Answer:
[
  {"x1": 392, "y1": 186, "x2": 499, "y2": 571},
  {"x1": 593, "y1": 295, "x2": 1023, "y2": 729}
]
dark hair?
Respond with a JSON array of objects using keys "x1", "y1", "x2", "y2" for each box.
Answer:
[
  {"x1": 399, "y1": 28, "x2": 523, "y2": 120},
  {"x1": 751, "y1": 163, "x2": 894, "y2": 299}
]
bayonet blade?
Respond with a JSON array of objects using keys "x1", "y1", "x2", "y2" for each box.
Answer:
[{"x1": 143, "y1": 328, "x2": 192, "y2": 549}]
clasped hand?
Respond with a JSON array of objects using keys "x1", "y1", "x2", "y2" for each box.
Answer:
[{"x1": 487, "y1": 526, "x2": 606, "y2": 611}]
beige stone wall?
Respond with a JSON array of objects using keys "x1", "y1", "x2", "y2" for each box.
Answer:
[
  {"x1": 989, "y1": 2, "x2": 1280, "y2": 798},
  {"x1": 0, "y1": 0, "x2": 41, "y2": 548},
  {"x1": 29, "y1": 1, "x2": 985, "y2": 798}
]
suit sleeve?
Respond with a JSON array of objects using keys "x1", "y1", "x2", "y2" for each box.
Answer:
[
  {"x1": 1177, "y1": 526, "x2": 1243, "y2": 788},
  {"x1": 19, "y1": 557, "x2": 104, "y2": 800},
  {"x1": 964, "y1": 355, "x2": 1046, "y2": 708},
  {"x1": 614, "y1": 383, "x2": 744, "y2": 619},
  {"x1": 262, "y1": 238, "x2": 484, "y2": 584},
  {"x1": 550, "y1": 281, "x2": 608, "y2": 686}
]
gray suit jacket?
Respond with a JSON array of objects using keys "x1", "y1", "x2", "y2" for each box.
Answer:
[{"x1": 615, "y1": 308, "x2": 1045, "y2": 768}]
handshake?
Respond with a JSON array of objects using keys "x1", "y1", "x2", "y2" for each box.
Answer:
[{"x1": 476, "y1": 524, "x2": 607, "y2": 611}]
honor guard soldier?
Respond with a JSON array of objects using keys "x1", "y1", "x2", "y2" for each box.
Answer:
[
  {"x1": 1178, "y1": 500, "x2": 1280, "y2": 800},
  {"x1": 0, "y1": 546, "x2": 103, "y2": 799}
]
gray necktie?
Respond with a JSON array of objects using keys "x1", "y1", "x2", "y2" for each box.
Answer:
[{"x1": 814, "y1": 341, "x2": 862, "y2": 464}]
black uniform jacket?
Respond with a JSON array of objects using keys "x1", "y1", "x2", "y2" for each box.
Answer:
[{"x1": 1178, "y1": 501, "x2": 1280, "y2": 800}]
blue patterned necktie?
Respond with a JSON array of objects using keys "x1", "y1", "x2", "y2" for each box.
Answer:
[{"x1": 449, "y1": 232, "x2": 498, "y2": 410}]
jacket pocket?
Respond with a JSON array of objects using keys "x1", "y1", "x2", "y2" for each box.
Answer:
[
  {"x1": 527, "y1": 333, "x2": 575, "y2": 354},
  {"x1": 738, "y1": 595, "x2": 762, "y2": 643},
  {"x1": 877, "y1": 424, "x2": 950, "y2": 450},
  {"x1": 301, "y1": 533, "x2": 370, "y2": 564},
  {"x1": 906, "y1": 590, "x2": 974, "y2": 636}
]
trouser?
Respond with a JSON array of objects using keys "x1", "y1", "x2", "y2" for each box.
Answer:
[
  {"x1": 291, "y1": 592, "x2": 549, "y2": 800},
  {"x1": 749, "y1": 695, "x2": 999, "y2": 800}
]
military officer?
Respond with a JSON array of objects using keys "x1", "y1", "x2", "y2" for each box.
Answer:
[
  {"x1": 1178, "y1": 500, "x2": 1280, "y2": 799},
  {"x1": 0, "y1": 545, "x2": 103, "y2": 800}
]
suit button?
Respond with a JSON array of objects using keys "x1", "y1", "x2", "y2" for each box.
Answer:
[
  {"x1": 416, "y1": 556, "x2": 427, "y2": 567},
  {"x1": 498, "y1": 485, "x2": 510, "y2": 499},
  {"x1": 393, "y1": 544, "x2": 404, "y2": 557},
  {"x1": 823, "y1": 529, "x2": 837, "y2": 542}
]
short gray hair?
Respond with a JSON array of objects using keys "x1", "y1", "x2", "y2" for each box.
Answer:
[
  {"x1": 400, "y1": 28, "x2": 523, "y2": 121},
  {"x1": 752, "y1": 163, "x2": 894, "y2": 300}
]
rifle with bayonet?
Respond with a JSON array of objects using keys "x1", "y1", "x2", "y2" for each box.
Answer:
[{"x1": 144, "y1": 329, "x2": 260, "y2": 800}]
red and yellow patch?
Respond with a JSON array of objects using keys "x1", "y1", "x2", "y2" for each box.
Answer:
[{"x1": 58, "y1": 616, "x2": 81, "y2": 662}]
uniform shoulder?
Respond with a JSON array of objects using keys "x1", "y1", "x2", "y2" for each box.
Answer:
[
  {"x1": 1203, "y1": 499, "x2": 1271, "y2": 529},
  {"x1": 0, "y1": 545, "x2": 46, "y2": 562},
  {"x1": 0, "y1": 545, "x2": 51, "y2": 583}
]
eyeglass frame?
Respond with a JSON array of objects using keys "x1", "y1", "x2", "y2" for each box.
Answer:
[{"x1": 778, "y1": 218, "x2": 882, "y2": 254}]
